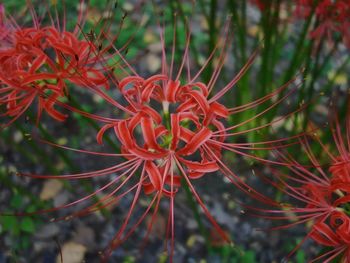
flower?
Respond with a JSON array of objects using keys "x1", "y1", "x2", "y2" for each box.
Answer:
[
  {"x1": 0, "y1": 1, "x2": 117, "y2": 127},
  {"x1": 12, "y1": 7, "x2": 303, "y2": 262},
  {"x1": 249, "y1": 107, "x2": 350, "y2": 262},
  {"x1": 295, "y1": 0, "x2": 350, "y2": 48}
]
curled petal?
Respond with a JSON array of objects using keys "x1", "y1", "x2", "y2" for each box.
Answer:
[
  {"x1": 311, "y1": 222, "x2": 341, "y2": 247},
  {"x1": 119, "y1": 76, "x2": 144, "y2": 93},
  {"x1": 177, "y1": 127, "x2": 212, "y2": 156},
  {"x1": 187, "y1": 82, "x2": 208, "y2": 97},
  {"x1": 116, "y1": 121, "x2": 134, "y2": 149},
  {"x1": 141, "y1": 117, "x2": 163, "y2": 152},
  {"x1": 141, "y1": 105, "x2": 162, "y2": 124},
  {"x1": 165, "y1": 80, "x2": 180, "y2": 102},
  {"x1": 187, "y1": 90, "x2": 210, "y2": 113},
  {"x1": 180, "y1": 158, "x2": 219, "y2": 173},
  {"x1": 145, "y1": 161, "x2": 162, "y2": 191},
  {"x1": 143, "y1": 182, "x2": 156, "y2": 195},
  {"x1": 210, "y1": 102, "x2": 229, "y2": 118},
  {"x1": 97, "y1": 123, "x2": 117, "y2": 144},
  {"x1": 130, "y1": 147, "x2": 167, "y2": 161},
  {"x1": 188, "y1": 172, "x2": 204, "y2": 179}
]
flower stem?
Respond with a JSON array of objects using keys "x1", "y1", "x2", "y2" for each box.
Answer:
[{"x1": 181, "y1": 177, "x2": 211, "y2": 250}]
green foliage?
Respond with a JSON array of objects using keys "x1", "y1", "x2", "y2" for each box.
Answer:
[
  {"x1": 0, "y1": 189, "x2": 45, "y2": 251},
  {"x1": 210, "y1": 244, "x2": 257, "y2": 263}
]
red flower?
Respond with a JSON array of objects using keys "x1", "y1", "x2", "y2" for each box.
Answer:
[
  {"x1": 0, "y1": 3, "x2": 114, "y2": 127},
  {"x1": 296, "y1": 0, "x2": 350, "y2": 48},
  {"x1": 310, "y1": 211, "x2": 350, "y2": 262},
  {"x1": 249, "y1": 107, "x2": 350, "y2": 261},
  {"x1": 13, "y1": 13, "x2": 302, "y2": 262}
]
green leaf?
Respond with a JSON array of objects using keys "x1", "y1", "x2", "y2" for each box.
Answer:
[
  {"x1": 26, "y1": 205, "x2": 38, "y2": 214},
  {"x1": 20, "y1": 217, "x2": 36, "y2": 233},
  {"x1": 1, "y1": 215, "x2": 20, "y2": 235},
  {"x1": 20, "y1": 236, "x2": 30, "y2": 249},
  {"x1": 296, "y1": 250, "x2": 305, "y2": 263},
  {"x1": 10, "y1": 194, "x2": 23, "y2": 209},
  {"x1": 241, "y1": 251, "x2": 256, "y2": 263}
]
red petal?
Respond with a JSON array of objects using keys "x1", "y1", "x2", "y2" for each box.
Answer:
[
  {"x1": 188, "y1": 171, "x2": 205, "y2": 179},
  {"x1": 181, "y1": 158, "x2": 219, "y2": 173},
  {"x1": 170, "y1": 114, "x2": 180, "y2": 150},
  {"x1": 210, "y1": 102, "x2": 229, "y2": 118},
  {"x1": 165, "y1": 175, "x2": 181, "y2": 187},
  {"x1": 188, "y1": 90, "x2": 210, "y2": 113},
  {"x1": 130, "y1": 147, "x2": 167, "y2": 160},
  {"x1": 116, "y1": 121, "x2": 134, "y2": 148},
  {"x1": 143, "y1": 182, "x2": 156, "y2": 195},
  {"x1": 145, "y1": 161, "x2": 162, "y2": 191},
  {"x1": 141, "y1": 105, "x2": 162, "y2": 124},
  {"x1": 187, "y1": 82, "x2": 209, "y2": 97},
  {"x1": 177, "y1": 127, "x2": 212, "y2": 156},
  {"x1": 119, "y1": 76, "x2": 144, "y2": 93},
  {"x1": 97, "y1": 123, "x2": 116, "y2": 144},
  {"x1": 141, "y1": 117, "x2": 163, "y2": 152},
  {"x1": 165, "y1": 80, "x2": 180, "y2": 102}
]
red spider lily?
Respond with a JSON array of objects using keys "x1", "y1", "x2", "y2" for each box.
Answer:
[
  {"x1": 10, "y1": 13, "x2": 306, "y2": 262},
  {"x1": 295, "y1": 0, "x2": 350, "y2": 48},
  {"x1": 310, "y1": 211, "x2": 350, "y2": 262},
  {"x1": 245, "y1": 106, "x2": 350, "y2": 262},
  {"x1": 0, "y1": 1, "x2": 134, "y2": 127}
]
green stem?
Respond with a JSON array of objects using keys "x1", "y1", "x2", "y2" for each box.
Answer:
[
  {"x1": 181, "y1": 178, "x2": 210, "y2": 250},
  {"x1": 282, "y1": 4, "x2": 315, "y2": 83},
  {"x1": 203, "y1": 0, "x2": 217, "y2": 83},
  {"x1": 14, "y1": 123, "x2": 58, "y2": 174}
]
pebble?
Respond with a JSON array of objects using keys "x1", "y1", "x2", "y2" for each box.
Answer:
[{"x1": 34, "y1": 223, "x2": 60, "y2": 239}]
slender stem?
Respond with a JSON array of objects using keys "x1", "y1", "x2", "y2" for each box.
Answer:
[
  {"x1": 282, "y1": 4, "x2": 315, "y2": 84},
  {"x1": 14, "y1": 122, "x2": 58, "y2": 174},
  {"x1": 203, "y1": 0, "x2": 217, "y2": 83},
  {"x1": 181, "y1": 177, "x2": 211, "y2": 250}
]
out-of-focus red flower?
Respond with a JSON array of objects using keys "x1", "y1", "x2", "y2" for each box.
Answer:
[{"x1": 296, "y1": 0, "x2": 350, "y2": 48}]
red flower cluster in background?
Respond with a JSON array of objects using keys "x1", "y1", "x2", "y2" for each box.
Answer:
[
  {"x1": 252, "y1": 0, "x2": 350, "y2": 48},
  {"x1": 254, "y1": 110, "x2": 350, "y2": 262},
  {"x1": 296, "y1": 0, "x2": 350, "y2": 48}
]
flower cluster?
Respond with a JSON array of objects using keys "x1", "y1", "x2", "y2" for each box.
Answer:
[
  {"x1": 252, "y1": 0, "x2": 350, "y2": 48},
  {"x1": 254, "y1": 111, "x2": 350, "y2": 262},
  {"x1": 296, "y1": 0, "x2": 350, "y2": 48},
  {"x1": 2, "y1": 1, "x2": 348, "y2": 262},
  {"x1": 1, "y1": 4, "x2": 306, "y2": 259},
  {"x1": 0, "y1": 3, "x2": 113, "y2": 127}
]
